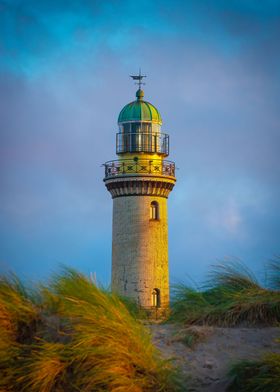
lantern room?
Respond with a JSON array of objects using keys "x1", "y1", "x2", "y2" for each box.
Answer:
[{"x1": 116, "y1": 88, "x2": 169, "y2": 156}]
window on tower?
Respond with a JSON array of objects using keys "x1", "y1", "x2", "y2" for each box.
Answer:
[
  {"x1": 152, "y1": 288, "x2": 161, "y2": 308},
  {"x1": 122, "y1": 123, "x2": 131, "y2": 133},
  {"x1": 116, "y1": 121, "x2": 169, "y2": 154},
  {"x1": 150, "y1": 201, "x2": 159, "y2": 220}
]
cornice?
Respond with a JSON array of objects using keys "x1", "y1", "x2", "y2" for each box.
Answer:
[{"x1": 104, "y1": 175, "x2": 176, "y2": 199}]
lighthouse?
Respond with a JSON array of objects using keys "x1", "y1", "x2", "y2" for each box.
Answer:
[{"x1": 103, "y1": 72, "x2": 176, "y2": 315}]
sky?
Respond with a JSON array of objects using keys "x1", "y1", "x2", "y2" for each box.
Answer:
[{"x1": 0, "y1": 0, "x2": 280, "y2": 286}]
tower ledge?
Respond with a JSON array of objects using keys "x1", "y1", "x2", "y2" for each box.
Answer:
[
  {"x1": 104, "y1": 175, "x2": 176, "y2": 199},
  {"x1": 104, "y1": 158, "x2": 175, "y2": 179}
]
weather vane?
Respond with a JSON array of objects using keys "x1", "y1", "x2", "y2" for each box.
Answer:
[{"x1": 130, "y1": 68, "x2": 146, "y2": 89}]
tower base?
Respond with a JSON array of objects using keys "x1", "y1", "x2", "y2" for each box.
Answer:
[{"x1": 144, "y1": 306, "x2": 170, "y2": 320}]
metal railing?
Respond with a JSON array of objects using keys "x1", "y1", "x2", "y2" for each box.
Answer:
[
  {"x1": 116, "y1": 132, "x2": 169, "y2": 155},
  {"x1": 104, "y1": 158, "x2": 176, "y2": 179}
]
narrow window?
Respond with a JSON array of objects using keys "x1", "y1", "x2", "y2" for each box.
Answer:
[
  {"x1": 152, "y1": 288, "x2": 161, "y2": 308},
  {"x1": 123, "y1": 123, "x2": 131, "y2": 134},
  {"x1": 150, "y1": 201, "x2": 159, "y2": 220}
]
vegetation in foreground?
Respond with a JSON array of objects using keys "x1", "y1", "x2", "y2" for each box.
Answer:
[
  {"x1": 170, "y1": 258, "x2": 280, "y2": 327},
  {"x1": 0, "y1": 268, "x2": 183, "y2": 392},
  {"x1": 227, "y1": 352, "x2": 280, "y2": 392},
  {"x1": 170, "y1": 258, "x2": 280, "y2": 390},
  {"x1": 172, "y1": 326, "x2": 213, "y2": 349}
]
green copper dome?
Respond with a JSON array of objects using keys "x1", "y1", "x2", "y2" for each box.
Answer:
[{"x1": 118, "y1": 89, "x2": 162, "y2": 124}]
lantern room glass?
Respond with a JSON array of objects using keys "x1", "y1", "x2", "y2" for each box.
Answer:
[{"x1": 117, "y1": 122, "x2": 168, "y2": 155}]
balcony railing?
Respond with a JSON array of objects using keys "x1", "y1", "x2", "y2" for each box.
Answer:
[
  {"x1": 116, "y1": 132, "x2": 169, "y2": 155},
  {"x1": 104, "y1": 159, "x2": 176, "y2": 179}
]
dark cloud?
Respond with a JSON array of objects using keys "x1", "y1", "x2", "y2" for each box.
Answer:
[{"x1": 0, "y1": 0, "x2": 279, "y2": 283}]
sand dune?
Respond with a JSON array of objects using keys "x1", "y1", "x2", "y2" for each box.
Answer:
[{"x1": 150, "y1": 324, "x2": 280, "y2": 392}]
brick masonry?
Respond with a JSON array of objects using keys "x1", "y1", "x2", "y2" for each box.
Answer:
[{"x1": 111, "y1": 194, "x2": 170, "y2": 309}]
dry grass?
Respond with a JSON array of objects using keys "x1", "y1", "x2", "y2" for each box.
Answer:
[
  {"x1": 0, "y1": 274, "x2": 39, "y2": 390},
  {"x1": 171, "y1": 326, "x2": 213, "y2": 348},
  {"x1": 17, "y1": 342, "x2": 68, "y2": 392},
  {"x1": 227, "y1": 353, "x2": 280, "y2": 392},
  {"x1": 267, "y1": 256, "x2": 280, "y2": 290},
  {"x1": 170, "y1": 258, "x2": 280, "y2": 327},
  {"x1": 0, "y1": 268, "x2": 183, "y2": 392}
]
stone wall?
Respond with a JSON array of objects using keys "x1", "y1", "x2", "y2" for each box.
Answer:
[{"x1": 112, "y1": 195, "x2": 169, "y2": 309}]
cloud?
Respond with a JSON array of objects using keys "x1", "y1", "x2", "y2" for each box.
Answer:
[
  {"x1": 0, "y1": 0, "x2": 177, "y2": 78},
  {"x1": 207, "y1": 197, "x2": 242, "y2": 234},
  {"x1": 0, "y1": 0, "x2": 279, "y2": 282}
]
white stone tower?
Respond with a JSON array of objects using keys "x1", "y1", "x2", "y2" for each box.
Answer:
[{"x1": 103, "y1": 73, "x2": 176, "y2": 314}]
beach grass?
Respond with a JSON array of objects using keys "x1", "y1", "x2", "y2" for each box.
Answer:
[
  {"x1": 227, "y1": 352, "x2": 280, "y2": 392},
  {"x1": 0, "y1": 268, "x2": 183, "y2": 392},
  {"x1": 171, "y1": 326, "x2": 213, "y2": 349},
  {"x1": 170, "y1": 258, "x2": 280, "y2": 327}
]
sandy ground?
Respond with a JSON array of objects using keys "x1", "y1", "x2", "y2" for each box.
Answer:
[{"x1": 149, "y1": 324, "x2": 280, "y2": 392}]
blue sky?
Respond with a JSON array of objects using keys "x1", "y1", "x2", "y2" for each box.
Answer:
[{"x1": 0, "y1": 0, "x2": 279, "y2": 285}]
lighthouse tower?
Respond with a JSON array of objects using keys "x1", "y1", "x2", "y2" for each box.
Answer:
[{"x1": 103, "y1": 73, "x2": 176, "y2": 314}]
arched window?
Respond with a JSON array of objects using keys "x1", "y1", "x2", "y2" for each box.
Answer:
[
  {"x1": 152, "y1": 288, "x2": 161, "y2": 308},
  {"x1": 150, "y1": 201, "x2": 159, "y2": 220}
]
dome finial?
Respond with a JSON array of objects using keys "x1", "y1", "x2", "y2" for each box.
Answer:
[
  {"x1": 130, "y1": 68, "x2": 146, "y2": 100},
  {"x1": 136, "y1": 88, "x2": 144, "y2": 100}
]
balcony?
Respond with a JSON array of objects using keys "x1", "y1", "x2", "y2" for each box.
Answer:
[
  {"x1": 116, "y1": 132, "x2": 169, "y2": 155},
  {"x1": 104, "y1": 158, "x2": 176, "y2": 179}
]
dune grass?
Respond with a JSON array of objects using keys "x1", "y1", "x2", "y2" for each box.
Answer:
[
  {"x1": 0, "y1": 268, "x2": 183, "y2": 392},
  {"x1": 170, "y1": 258, "x2": 280, "y2": 326},
  {"x1": 227, "y1": 352, "x2": 280, "y2": 392},
  {"x1": 267, "y1": 256, "x2": 280, "y2": 290},
  {"x1": 171, "y1": 326, "x2": 213, "y2": 349}
]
